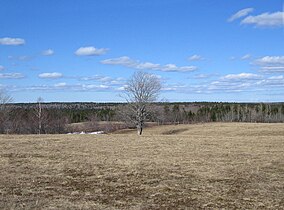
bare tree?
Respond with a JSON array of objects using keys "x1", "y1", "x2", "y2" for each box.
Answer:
[
  {"x1": 0, "y1": 90, "x2": 13, "y2": 133},
  {"x1": 0, "y1": 90, "x2": 13, "y2": 109},
  {"x1": 35, "y1": 97, "x2": 44, "y2": 134},
  {"x1": 123, "y1": 71, "x2": 161, "y2": 135}
]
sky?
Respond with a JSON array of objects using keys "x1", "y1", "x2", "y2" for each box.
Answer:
[{"x1": 0, "y1": 0, "x2": 283, "y2": 103}]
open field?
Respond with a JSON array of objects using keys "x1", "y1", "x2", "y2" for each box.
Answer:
[{"x1": 0, "y1": 123, "x2": 283, "y2": 209}]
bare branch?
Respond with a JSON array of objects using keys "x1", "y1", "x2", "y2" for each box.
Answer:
[
  {"x1": 121, "y1": 71, "x2": 161, "y2": 135},
  {"x1": 0, "y1": 90, "x2": 13, "y2": 108},
  {"x1": 35, "y1": 97, "x2": 44, "y2": 135}
]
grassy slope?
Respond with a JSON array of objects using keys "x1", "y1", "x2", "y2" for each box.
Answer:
[{"x1": 0, "y1": 123, "x2": 283, "y2": 209}]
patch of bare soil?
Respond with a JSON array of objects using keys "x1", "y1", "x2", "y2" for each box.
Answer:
[
  {"x1": 161, "y1": 128, "x2": 189, "y2": 135},
  {"x1": 0, "y1": 123, "x2": 283, "y2": 209}
]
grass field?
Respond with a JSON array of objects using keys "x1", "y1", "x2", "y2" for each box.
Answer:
[{"x1": 0, "y1": 123, "x2": 283, "y2": 209}]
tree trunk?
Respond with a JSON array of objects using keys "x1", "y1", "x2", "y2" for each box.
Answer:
[
  {"x1": 38, "y1": 121, "x2": 41, "y2": 135},
  {"x1": 137, "y1": 123, "x2": 143, "y2": 135}
]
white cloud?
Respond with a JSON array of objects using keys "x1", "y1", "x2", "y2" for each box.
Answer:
[
  {"x1": 101, "y1": 56, "x2": 197, "y2": 72},
  {"x1": 42, "y1": 49, "x2": 54, "y2": 56},
  {"x1": 256, "y1": 75, "x2": 284, "y2": 88},
  {"x1": 16, "y1": 84, "x2": 108, "y2": 92},
  {"x1": 75, "y1": 46, "x2": 108, "y2": 56},
  {"x1": 205, "y1": 79, "x2": 257, "y2": 93},
  {"x1": 79, "y1": 75, "x2": 126, "y2": 86},
  {"x1": 23, "y1": 85, "x2": 51, "y2": 91},
  {"x1": 80, "y1": 84, "x2": 110, "y2": 91},
  {"x1": 0, "y1": 73, "x2": 24, "y2": 79},
  {"x1": 80, "y1": 75, "x2": 112, "y2": 81},
  {"x1": 101, "y1": 56, "x2": 135, "y2": 65},
  {"x1": 161, "y1": 64, "x2": 195, "y2": 72},
  {"x1": 184, "y1": 73, "x2": 264, "y2": 93},
  {"x1": 254, "y1": 56, "x2": 284, "y2": 73},
  {"x1": 255, "y1": 56, "x2": 284, "y2": 66},
  {"x1": 208, "y1": 83, "x2": 250, "y2": 92},
  {"x1": 194, "y1": 74, "x2": 209, "y2": 79},
  {"x1": 198, "y1": 72, "x2": 284, "y2": 93},
  {"x1": 241, "y1": 11, "x2": 284, "y2": 27},
  {"x1": 136, "y1": 62, "x2": 161, "y2": 69},
  {"x1": 0, "y1": 37, "x2": 25, "y2": 45},
  {"x1": 259, "y1": 66, "x2": 284, "y2": 72},
  {"x1": 222, "y1": 73, "x2": 262, "y2": 80},
  {"x1": 162, "y1": 84, "x2": 187, "y2": 91},
  {"x1": 54, "y1": 82, "x2": 67, "y2": 88},
  {"x1": 23, "y1": 84, "x2": 70, "y2": 91},
  {"x1": 38, "y1": 72, "x2": 63, "y2": 79},
  {"x1": 0, "y1": 65, "x2": 5, "y2": 71},
  {"x1": 8, "y1": 55, "x2": 33, "y2": 61},
  {"x1": 18, "y1": 55, "x2": 32, "y2": 61},
  {"x1": 159, "y1": 73, "x2": 284, "y2": 94},
  {"x1": 188, "y1": 55, "x2": 203, "y2": 61},
  {"x1": 241, "y1": 54, "x2": 251, "y2": 60},
  {"x1": 193, "y1": 73, "x2": 218, "y2": 79},
  {"x1": 268, "y1": 75, "x2": 284, "y2": 80},
  {"x1": 228, "y1": 8, "x2": 254, "y2": 22},
  {"x1": 157, "y1": 71, "x2": 284, "y2": 94},
  {"x1": 116, "y1": 85, "x2": 128, "y2": 91}
]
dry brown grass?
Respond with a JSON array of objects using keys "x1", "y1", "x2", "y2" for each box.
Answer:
[{"x1": 0, "y1": 123, "x2": 283, "y2": 209}]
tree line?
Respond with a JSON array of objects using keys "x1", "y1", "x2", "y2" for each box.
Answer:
[
  {"x1": 158, "y1": 102, "x2": 284, "y2": 124},
  {"x1": 0, "y1": 101, "x2": 283, "y2": 134}
]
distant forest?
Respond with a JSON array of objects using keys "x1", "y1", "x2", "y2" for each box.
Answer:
[{"x1": 1, "y1": 102, "x2": 284, "y2": 134}]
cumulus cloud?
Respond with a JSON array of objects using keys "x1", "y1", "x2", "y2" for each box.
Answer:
[
  {"x1": 228, "y1": 8, "x2": 254, "y2": 22},
  {"x1": 42, "y1": 49, "x2": 54, "y2": 56},
  {"x1": 0, "y1": 65, "x2": 5, "y2": 71},
  {"x1": 0, "y1": 73, "x2": 24, "y2": 79},
  {"x1": 75, "y1": 46, "x2": 108, "y2": 56},
  {"x1": 254, "y1": 56, "x2": 284, "y2": 73},
  {"x1": 101, "y1": 56, "x2": 197, "y2": 72},
  {"x1": 188, "y1": 55, "x2": 203, "y2": 61},
  {"x1": 241, "y1": 11, "x2": 284, "y2": 27},
  {"x1": 0, "y1": 37, "x2": 25, "y2": 45},
  {"x1": 38, "y1": 72, "x2": 63, "y2": 79}
]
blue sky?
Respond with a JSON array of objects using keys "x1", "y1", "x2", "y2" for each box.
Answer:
[{"x1": 0, "y1": 0, "x2": 283, "y2": 103}]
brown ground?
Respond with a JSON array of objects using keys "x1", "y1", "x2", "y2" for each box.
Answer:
[{"x1": 0, "y1": 123, "x2": 283, "y2": 209}]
